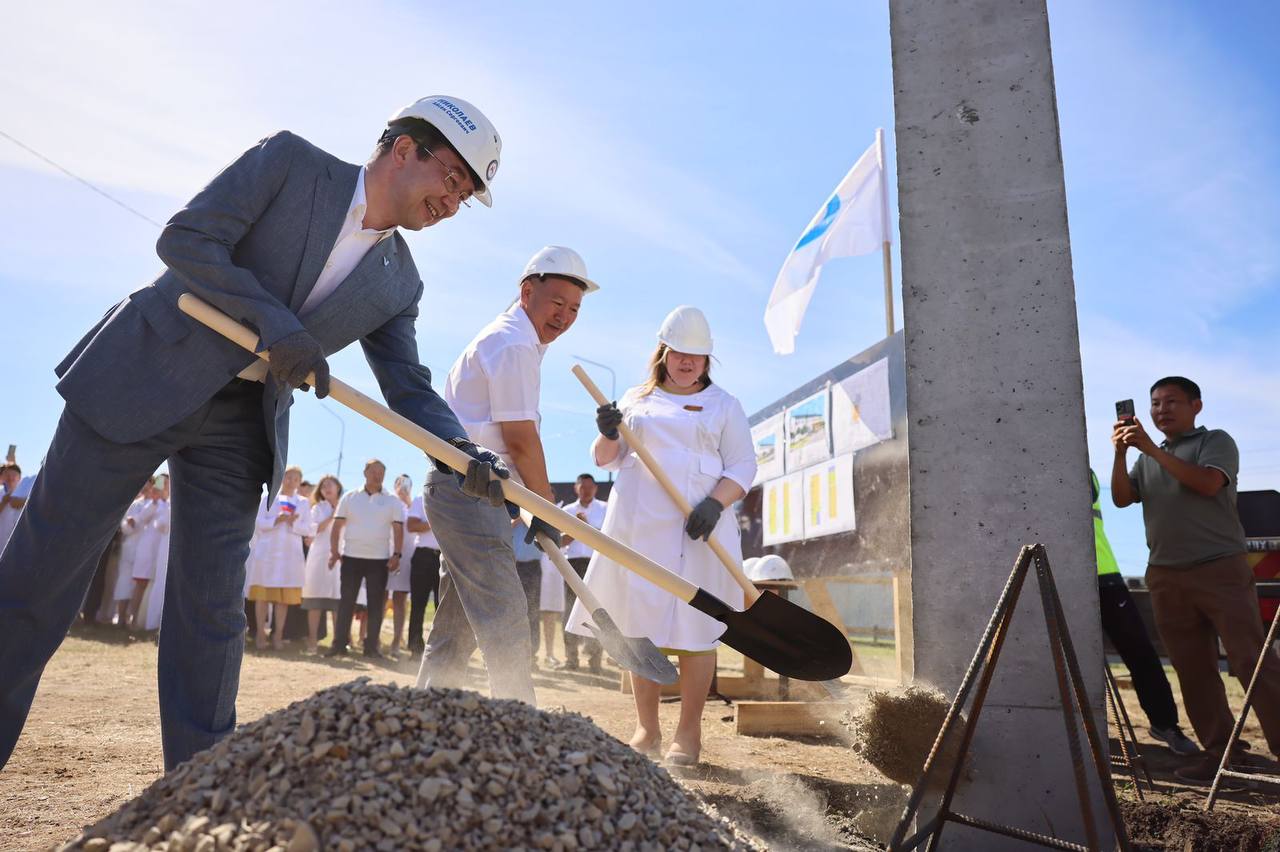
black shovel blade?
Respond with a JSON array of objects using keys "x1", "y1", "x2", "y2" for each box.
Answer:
[
  {"x1": 690, "y1": 588, "x2": 852, "y2": 681},
  {"x1": 586, "y1": 608, "x2": 679, "y2": 685}
]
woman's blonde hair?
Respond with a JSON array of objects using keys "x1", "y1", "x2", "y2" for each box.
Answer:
[
  {"x1": 312, "y1": 474, "x2": 344, "y2": 505},
  {"x1": 638, "y1": 343, "x2": 713, "y2": 397}
]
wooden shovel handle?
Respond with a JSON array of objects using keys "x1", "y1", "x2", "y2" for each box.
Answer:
[
  {"x1": 572, "y1": 364, "x2": 760, "y2": 604},
  {"x1": 177, "y1": 293, "x2": 700, "y2": 604}
]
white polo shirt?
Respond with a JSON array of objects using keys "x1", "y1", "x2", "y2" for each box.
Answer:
[
  {"x1": 444, "y1": 303, "x2": 546, "y2": 481},
  {"x1": 561, "y1": 497, "x2": 608, "y2": 560},
  {"x1": 335, "y1": 487, "x2": 403, "y2": 559}
]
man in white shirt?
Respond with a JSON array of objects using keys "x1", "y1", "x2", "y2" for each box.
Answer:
[
  {"x1": 0, "y1": 463, "x2": 33, "y2": 555},
  {"x1": 558, "y1": 473, "x2": 609, "y2": 672},
  {"x1": 418, "y1": 246, "x2": 599, "y2": 704},
  {"x1": 328, "y1": 459, "x2": 404, "y2": 659}
]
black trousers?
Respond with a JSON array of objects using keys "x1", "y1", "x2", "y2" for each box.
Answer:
[
  {"x1": 407, "y1": 547, "x2": 441, "y2": 651},
  {"x1": 516, "y1": 559, "x2": 542, "y2": 658},
  {"x1": 563, "y1": 557, "x2": 601, "y2": 665},
  {"x1": 1099, "y1": 573, "x2": 1178, "y2": 730},
  {"x1": 335, "y1": 556, "x2": 389, "y2": 655}
]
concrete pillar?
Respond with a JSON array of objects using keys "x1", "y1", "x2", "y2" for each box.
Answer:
[{"x1": 889, "y1": 0, "x2": 1108, "y2": 848}]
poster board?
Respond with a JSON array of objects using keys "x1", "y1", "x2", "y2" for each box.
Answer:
[
  {"x1": 750, "y1": 413, "x2": 785, "y2": 487},
  {"x1": 784, "y1": 389, "x2": 831, "y2": 471},
  {"x1": 801, "y1": 453, "x2": 856, "y2": 538},
  {"x1": 761, "y1": 471, "x2": 805, "y2": 545},
  {"x1": 831, "y1": 357, "x2": 892, "y2": 455}
]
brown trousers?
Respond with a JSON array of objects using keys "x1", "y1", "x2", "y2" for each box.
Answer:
[{"x1": 1146, "y1": 553, "x2": 1280, "y2": 755}]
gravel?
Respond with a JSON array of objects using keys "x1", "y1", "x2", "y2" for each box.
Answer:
[{"x1": 60, "y1": 679, "x2": 762, "y2": 852}]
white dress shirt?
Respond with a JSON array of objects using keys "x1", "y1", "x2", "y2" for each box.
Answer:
[
  {"x1": 300, "y1": 167, "x2": 395, "y2": 315},
  {"x1": 561, "y1": 497, "x2": 608, "y2": 560},
  {"x1": 335, "y1": 488, "x2": 403, "y2": 559},
  {"x1": 444, "y1": 303, "x2": 547, "y2": 478}
]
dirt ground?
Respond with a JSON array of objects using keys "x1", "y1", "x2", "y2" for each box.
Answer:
[{"x1": 1, "y1": 624, "x2": 1277, "y2": 851}]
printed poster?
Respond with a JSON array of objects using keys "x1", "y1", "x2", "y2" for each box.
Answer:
[
  {"x1": 801, "y1": 453, "x2": 856, "y2": 538},
  {"x1": 761, "y1": 472, "x2": 805, "y2": 546},
  {"x1": 831, "y1": 357, "x2": 893, "y2": 455},
  {"x1": 751, "y1": 413, "x2": 785, "y2": 487},
  {"x1": 784, "y1": 389, "x2": 831, "y2": 471}
]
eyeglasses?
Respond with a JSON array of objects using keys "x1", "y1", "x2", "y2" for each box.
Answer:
[{"x1": 418, "y1": 145, "x2": 474, "y2": 208}]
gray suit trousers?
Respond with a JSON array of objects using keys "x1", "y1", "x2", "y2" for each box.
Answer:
[{"x1": 0, "y1": 380, "x2": 271, "y2": 771}]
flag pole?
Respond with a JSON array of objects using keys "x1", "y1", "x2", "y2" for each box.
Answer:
[{"x1": 877, "y1": 127, "x2": 894, "y2": 339}]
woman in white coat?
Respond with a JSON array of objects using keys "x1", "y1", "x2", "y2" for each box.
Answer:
[
  {"x1": 127, "y1": 477, "x2": 165, "y2": 630},
  {"x1": 386, "y1": 474, "x2": 415, "y2": 656},
  {"x1": 301, "y1": 474, "x2": 343, "y2": 653},
  {"x1": 247, "y1": 466, "x2": 313, "y2": 650},
  {"x1": 568, "y1": 306, "x2": 756, "y2": 765},
  {"x1": 113, "y1": 487, "x2": 152, "y2": 626},
  {"x1": 138, "y1": 476, "x2": 172, "y2": 632}
]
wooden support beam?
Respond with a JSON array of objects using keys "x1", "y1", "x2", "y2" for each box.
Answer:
[{"x1": 735, "y1": 701, "x2": 855, "y2": 737}]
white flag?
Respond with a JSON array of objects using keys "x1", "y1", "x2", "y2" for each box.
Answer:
[{"x1": 764, "y1": 131, "x2": 890, "y2": 355}]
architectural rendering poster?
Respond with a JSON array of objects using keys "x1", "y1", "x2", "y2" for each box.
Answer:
[
  {"x1": 784, "y1": 389, "x2": 831, "y2": 471},
  {"x1": 750, "y1": 413, "x2": 785, "y2": 487},
  {"x1": 801, "y1": 452, "x2": 856, "y2": 539},
  {"x1": 762, "y1": 471, "x2": 806, "y2": 545},
  {"x1": 831, "y1": 357, "x2": 893, "y2": 455}
]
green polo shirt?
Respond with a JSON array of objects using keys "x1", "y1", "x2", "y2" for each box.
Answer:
[{"x1": 1129, "y1": 425, "x2": 1247, "y2": 566}]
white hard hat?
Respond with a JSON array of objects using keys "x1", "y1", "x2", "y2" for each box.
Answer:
[
  {"x1": 389, "y1": 96, "x2": 502, "y2": 208},
  {"x1": 743, "y1": 557, "x2": 760, "y2": 579},
  {"x1": 748, "y1": 554, "x2": 793, "y2": 582},
  {"x1": 657, "y1": 305, "x2": 713, "y2": 355},
  {"x1": 521, "y1": 246, "x2": 599, "y2": 293}
]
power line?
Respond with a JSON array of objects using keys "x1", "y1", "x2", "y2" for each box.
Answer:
[{"x1": 0, "y1": 127, "x2": 166, "y2": 229}]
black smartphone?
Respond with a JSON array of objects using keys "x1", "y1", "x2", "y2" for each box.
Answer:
[{"x1": 1115, "y1": 399, "x2": 1135, "y2": 423}]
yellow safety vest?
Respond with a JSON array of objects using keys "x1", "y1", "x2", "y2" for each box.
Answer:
[{"x1": 1091, "y1": 470, "x2": 1120, "y2": 576}]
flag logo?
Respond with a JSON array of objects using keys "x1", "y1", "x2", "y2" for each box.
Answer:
[{"x1": 795, "y1": 195, "x2": 841, "y2": 251}]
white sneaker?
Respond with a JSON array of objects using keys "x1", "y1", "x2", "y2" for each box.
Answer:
[{"x1": 1150, "y1": 725, "x2": 1201, "y2": 756}]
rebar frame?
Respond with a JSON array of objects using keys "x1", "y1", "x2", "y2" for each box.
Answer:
[
  {"x1": 887, "y1": 544, "x2": 1132, "y2": 852},
  {"x1": 1102, "y1": 663, "x2": 1153, "y2": 799}
]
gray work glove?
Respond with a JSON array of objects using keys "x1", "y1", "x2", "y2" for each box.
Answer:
[
  {"x1": 684, "y1": 496, "x2": 723, "y2": 541},
  {"x1": 524, "y1": 516, "x2": 562, "y2": 552},
  {"x1": 596, "y1": 402, "x2": 623, "y2": 440},
  {"x1": 434, "y1": 439, "x2": 510, "y2": 506},
  {"x1": 267, "y1": 330, "x2": 330, "y2": 398}
]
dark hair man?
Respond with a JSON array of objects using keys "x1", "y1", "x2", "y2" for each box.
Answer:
[
  {"x1": 558, "y1": 473, "x2": 608, "y2": 672},
  {"x1": 1111, "y1": 376, "x2": 1280, "y2": 782},
  {"x1": 0, "y1": 96, "x2": 509, "y2": 772}
]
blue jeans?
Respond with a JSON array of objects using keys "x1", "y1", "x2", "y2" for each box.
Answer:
[
  {"x1": 416, "y1": 470, "x2": 535, "y2": 704},
  {"x1": 0, "y1": 381, "x2": 271, "y2": 771}
]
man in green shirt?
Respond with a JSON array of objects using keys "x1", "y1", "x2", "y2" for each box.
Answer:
[
  {"x1": 1112, "y1": 376, "x2": 1280, "y2": 782},
  {"x1": 1091, "y1": 470, "x2": 1194, "y2": 755}
]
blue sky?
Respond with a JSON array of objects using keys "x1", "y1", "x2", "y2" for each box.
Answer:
[{"x1": 2, "y1": 1, "x2": 1277, "y2": 575}]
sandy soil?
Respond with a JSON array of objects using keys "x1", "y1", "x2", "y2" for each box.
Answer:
[{"x1": 1, "y1": 624, "x2": 1277, "y2": 851}]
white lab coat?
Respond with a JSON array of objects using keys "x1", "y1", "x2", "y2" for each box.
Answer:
[
  {"x1": 301, "y1": 500, "x2": 342, "y2": 601},
  {"x1": 387, "y1": 500, "x2": 413, "y2": 593},
  {"x1": 132, "y1": 499, "x2": 167, "y2": 581},
  {"x1": 539, "y1": 553, "x2": 565, "y2": 613},
  {"x1": 137, "y1": 500, "x2": 171, "y2": 631},
  {"x1": 252, "y1": 493, "x2": 314, "y2": 588},
  {"x1": 114, "y1": 498, "x2": 154, "y2": 601},
  {"x1": 568, "y1": 384, "x2": 756, "y2": 652}
]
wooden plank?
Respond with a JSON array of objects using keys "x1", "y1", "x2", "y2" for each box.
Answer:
[
  {"x1": 735, "y1": 701, "x2": 854, "y2": 737},
  {"x1": 801, "y1": 578, "x2": 864, "y2": 676},
  {"x1": 893, "y1": 571, "x2": 914, "y2": 683},
  {"x1": 715, "y1": 675, "x2": 830, "y2": 701}
]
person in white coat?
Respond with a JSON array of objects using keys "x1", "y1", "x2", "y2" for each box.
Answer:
[
  {"x1": 127, "y1": 476, "x2": 165, "y2": 630},
  {"x1": 387, "y1": 474, "x2": 416, "y2": 656},
  {"x1": 247, "y1": 466, "x2": 313, "y2": 650},
  {"x1": 139, "y1": 482, "x2": 172, "y2": 632},
  {"x1": 568, "y1": 306, "x2": 756, "y2": 766},
  {"x1": 301, "y1": 474, "x2": 344, "y2": 653},
  {"x1": 111, "y1": 488, "x2": 152, "y2": 626}
]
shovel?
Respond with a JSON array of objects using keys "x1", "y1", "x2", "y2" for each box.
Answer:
[
  {"x1": 572, "y1": 364, "x2": 852, "y2": 682},
  {"x1": 521, "y1": 510, "x2": 677, "y2": 685},
  {"x1": 178, "y1": 294, "x2": 849, "y2": 680}
]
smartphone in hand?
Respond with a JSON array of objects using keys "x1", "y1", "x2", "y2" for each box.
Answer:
[{"x1": 1115, "y1": 399, "x2": 1136, "y2": 424}]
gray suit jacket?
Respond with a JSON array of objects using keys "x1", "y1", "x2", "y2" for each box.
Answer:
[{"x1": 54, "y1": 131, "x2": 468, "y2": 493}]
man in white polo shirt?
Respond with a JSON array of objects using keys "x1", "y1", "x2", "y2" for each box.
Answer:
[
  {"x1": 328, "y1": 459, "x2": 403, "y2": 659},
  {"x1": 417, "y1": 246, "x2": 599, "y2": 703},
  {"x1": 558, "y1": 473, "x2": 608, "y2": 672}
]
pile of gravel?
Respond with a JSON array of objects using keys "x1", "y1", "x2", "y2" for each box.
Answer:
[{"x1": 63, "y1": 680, "x2": 761, "y2": 852}]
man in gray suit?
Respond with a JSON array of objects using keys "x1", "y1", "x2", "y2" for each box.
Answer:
[{"x1": 0, "y1": 96, "x2": 522, "y2": 771}]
